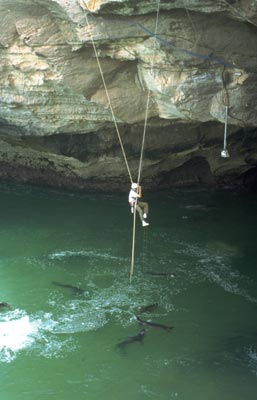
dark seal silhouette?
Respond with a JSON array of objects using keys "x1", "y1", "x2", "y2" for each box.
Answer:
[
  {"x1": 52, "y1": 281, "x2": 85, "y2": 295},
  {"x1": 0, "y1": 302, "x2": 11, "y2": 310},
  {"x1": 137, "y1": 303, "x2": 158, "y2": 314},
  {"x1": 136, "y1": 316, "x2": 174, "y2": 332},
  {"x1": 116, "y1": 329, "x2": 146, "y2": 353}
]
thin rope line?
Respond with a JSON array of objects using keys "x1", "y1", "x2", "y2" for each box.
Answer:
[
  {"x1": 81, "y1": 1, "x2": 159, "y2": 283},
  {"x1": 137, "y1": 0, "x2": 160, "y2": 185},
  {"x1": 223, "y1": 105, "x2": 228, "y2": 151},
  {"x1": 83, "y1": 7, "x2": 133, "y2": 184},
  {"x1": 141, "y1": 227, "x2": 148, "y2": 272},
  {"x1": 129, "y1": 206, "x2": 137, "y2": 283},
  {"x1": 130, "y1": 0, "x2": 160, "y2": 283},
  {"x1": 85, "y1": 12, "x2": 232, "y2": 67},
  {"x1": 221, "y1": 0, "x2": 257, "y2": 29}
]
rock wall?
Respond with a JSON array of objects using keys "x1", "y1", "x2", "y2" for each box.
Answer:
[{"x1": 0, "y1": 0, "x2": 257, "y2": 191}]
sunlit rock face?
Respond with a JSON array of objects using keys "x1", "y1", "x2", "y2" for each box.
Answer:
[{"x1": 0, "y1": 0, "x2": 257, "y2": 191}]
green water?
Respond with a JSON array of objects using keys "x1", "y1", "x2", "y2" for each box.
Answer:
[{"x1": 0, "y1": 183, "x2": 257, "y2": 400}]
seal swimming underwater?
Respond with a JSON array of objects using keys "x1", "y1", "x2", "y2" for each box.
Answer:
[
  {"x1": 136, "y1": 316, "x2": 174, "y2": 332},
  {"x1": 116, "y1": 329, "x2": 146, "y2": 353},
  {"x1": 52, "y1": 281, "x2": 85, "y2": 295}
]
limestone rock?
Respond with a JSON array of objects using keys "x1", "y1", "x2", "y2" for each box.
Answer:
[{"x1": 0, "y1": 0, "x2": 257, "y2": 191}]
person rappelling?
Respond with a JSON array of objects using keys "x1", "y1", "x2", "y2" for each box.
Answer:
[
  {"x1": 129, "y1": 183, "x2": 149, "y2": 227},
  {"x1": 84, "y1": 2, "x2": 157, "y2": 279}
]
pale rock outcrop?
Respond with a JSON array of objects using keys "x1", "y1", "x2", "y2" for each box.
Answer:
[{"x1": 0, "y1": 0, "x2": 257, "y2": 190}]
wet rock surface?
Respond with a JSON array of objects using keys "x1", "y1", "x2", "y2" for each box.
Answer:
[{"x1": 0, "y1": 0, "x2": 257, "y2": 191}]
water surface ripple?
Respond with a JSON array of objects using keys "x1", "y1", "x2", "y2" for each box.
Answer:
[{"x1": 0, "y1": 184, "x2": 256, "y2": 400}]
